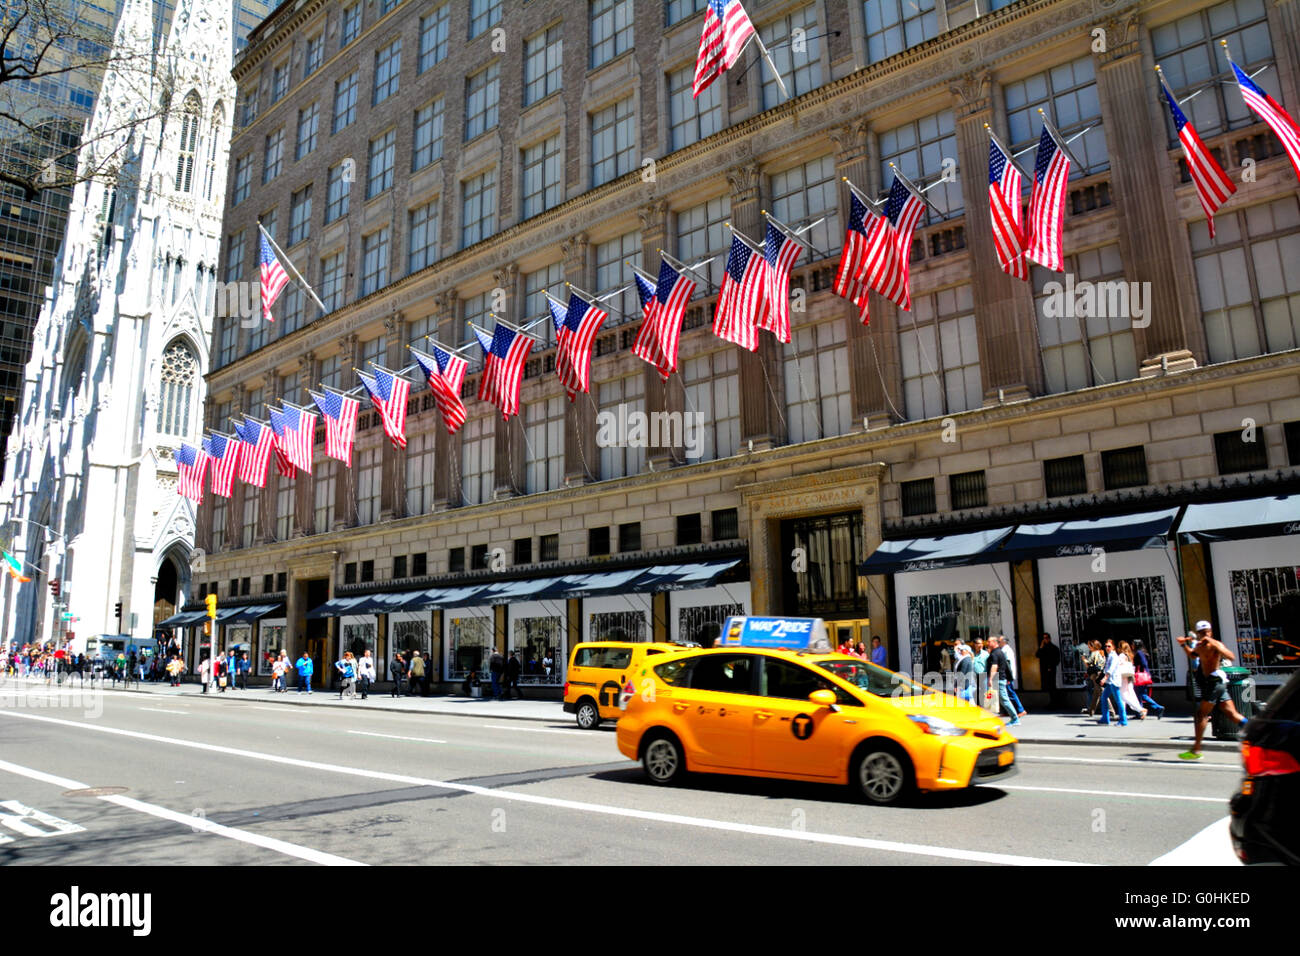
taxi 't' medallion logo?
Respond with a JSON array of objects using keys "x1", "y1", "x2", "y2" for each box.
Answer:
[{"x1": 791, "y1": 714, "x2": 815, "y2": 740}]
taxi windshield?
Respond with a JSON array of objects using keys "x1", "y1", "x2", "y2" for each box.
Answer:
[{"x1": 816, "y1": 659, "x2": 935, "y2": 697}]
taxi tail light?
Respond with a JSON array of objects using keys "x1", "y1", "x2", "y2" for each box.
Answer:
[
  {"x1": 1242, "y1": 741, "x2": 1300, "y2": 776},
  {"x1": 563, "y1": 681, "x2": 569, "y2": 698}
]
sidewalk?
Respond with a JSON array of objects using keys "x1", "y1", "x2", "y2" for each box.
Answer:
[{"x1": 4, "y1": 676, "x2": 1241, "y2": 751}]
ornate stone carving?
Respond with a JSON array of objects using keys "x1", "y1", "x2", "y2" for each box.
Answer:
[
  {"x1": 949, "y1": 71, "x2": 993, "y2": 119},
  {"x1": 726, "y1": 162, "x2": 761, "y2": 204},
  {"x1": 830, "y1": 120, "x2": 871, "y2": 165},
  {"x1": 560, "y1": 234, "x2": 588, "y2": 264},
  {"x1": 637, "y1": 199, "x2": 669, "y2": 238},
  {"x1": 338, "y1": 333, "x2": 358, "y2": 366},
  {"x1": 1095, "y1": 13, "x2": 1141, "y2": 63}
]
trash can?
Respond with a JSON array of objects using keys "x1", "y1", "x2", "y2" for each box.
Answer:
[
  {"x1": 470, "y1": 684, "x2": 482, "y2": 698},
  {"x1": 1212, "y1": 666, "x2": 1256, "y2": 740}
]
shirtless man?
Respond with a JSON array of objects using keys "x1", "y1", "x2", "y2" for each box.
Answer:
[{"x1": 1178, "y1": 620, "x2": 1246, "y2": 760}]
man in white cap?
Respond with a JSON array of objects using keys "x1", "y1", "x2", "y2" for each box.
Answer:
[{"x1": 1177, "y1": 620, "x2": 1246, "y2": 759}]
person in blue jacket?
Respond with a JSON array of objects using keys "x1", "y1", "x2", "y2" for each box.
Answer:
[{"x1": 295, "y1": 650, "x2": 314, "y2": 693}]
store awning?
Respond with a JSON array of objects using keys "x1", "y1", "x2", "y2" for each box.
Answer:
[
  {"x1": 997, "y1": 508, "x2": 1179, "y2": 563},
  {"x1": 305, "y1": 595, "x2": 372, "y2": 619},
  {"x1": 1177, "y1": 495, "x2": 1300, "y2": 542},
  {"x1": 223, "y1": 604, "x2": 284, "y2": 624},
  {"x1": 214, "y1": 607, "x2": 244, "y2": 622},
  {"x1": 860, "y1": 528, "x2": 1015, "y2": 575},
  {"x1": 622, "y1": 559, "x2": 742, "y2": 592},
  {"x1": 400, "y1": 585, "x2": 490, "y2": 609},
  {"x1": 156, "y1": 610, "x2": 207, "y2": 627},
  {"x1": 474, "y1": 576, "x2": 570, "y2": 603},
  {"x1": 558, "y1": 568, "x2": 649, "y2": 598}
]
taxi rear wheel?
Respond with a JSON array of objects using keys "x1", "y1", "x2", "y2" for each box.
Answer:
[
  {"x1": 642, "y1": 731, "x2": 686, "y2": 786},
  {"x1": 575, "y1": 699, "x2": 601, "y2": 730},
  {"x1": 852, "y1": 744, "x2": 915, "y2": 806}
]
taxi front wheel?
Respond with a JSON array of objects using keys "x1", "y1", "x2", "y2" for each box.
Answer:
[
  {"x1": 852, "y1": 745, "x2": 915, "y2": 806},
  {"x1": 642, "y1": 731, "x2": 686, "y2": 786},
  {"x1": 575, "y1": 699, "x2": 601, "y2": 730}
]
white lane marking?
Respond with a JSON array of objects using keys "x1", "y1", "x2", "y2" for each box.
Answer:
[
  {"x1": 244, "y1": 706, "x2": 311, "y2": 713},
  {"x1": 0, "y1": 800, "x2": 85, "y2": 837},
  {"x1": 1018, "y1": 754, "x2": 1239, "y2": 772},
  {"x1": 1148, "y1": 816, "x2": 1242, "y2": 866},
  {"x1": 479, "y1": 724, "x2": 591, "y2": 736},
  {"x1": 998, "y1": 784, "x2": 1224, "y2": 803},
  {"x1": 0, "y1": 756, "x2": 363, "y2": 866},
  {"x1": 0, "y1": 710, "x2": 1091, "y2": 866},
  {"x1": 137, "y1": 708, "x2": 188, "y2": 715},
  {"x1": 348, "y1": 731, "x2": 447, "y2": 744}
]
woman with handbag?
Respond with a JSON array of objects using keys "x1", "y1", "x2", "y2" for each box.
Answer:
[
  {"x1": 1117, "y1": 641, "x2": 1146, "y2": 719},
  {"x1": 1081, "y1": 640, "x2": 1107, "y2": 716},
  {"x1": 1131, "y1": 639, "x2": 1165, "y2": 718}
]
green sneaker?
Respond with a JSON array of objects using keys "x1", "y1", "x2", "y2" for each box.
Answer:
[{"x1": 1177, "y1": 750, "x2": 1203, "y2": 760}]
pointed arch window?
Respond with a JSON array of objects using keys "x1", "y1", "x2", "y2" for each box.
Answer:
[
  {"x1": 175, "y1": 93, "x2": 202, "y2": 193},
  {"x1": 203, "y1": 104, "x2": 223, "y2": 200},
  {"x1": 158, "y1": 341, "x2": 198, "y2": 438}
]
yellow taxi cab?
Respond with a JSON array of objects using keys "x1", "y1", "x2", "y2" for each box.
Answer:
[
  {"x1": 616, "y1": 616, "x2": 1017, "y2": 804},
  {"x1": 564, "y1": 641, "x2": 690, "y2": 729}
]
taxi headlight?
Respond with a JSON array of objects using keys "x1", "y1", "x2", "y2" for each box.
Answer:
[{"x1": 908, "y1": 715, "x2": 967, "y2": 736}]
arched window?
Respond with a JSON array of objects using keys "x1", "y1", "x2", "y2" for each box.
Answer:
[
  {"x1": 204, "y1": 103, "x2": 224, "y2": 200},
  {"x1": 157, "y1": 341, "x2": 198, "y2": 437},
  {"x1": 175, "y1": 92, "x2": 201, "y2": 192}
]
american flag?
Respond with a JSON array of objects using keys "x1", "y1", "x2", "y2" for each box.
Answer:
[
  {"x1": 234, "y1": 417, "x2": 275, "y2": 487},
  {"x1": 761, "y1": 221, "x2": 802, "y2": 343},
  {"x1": 175, "y1": 441, "x2": 208, "y2": 503},
  {"x1": 988, "y1": 133, "x2": 1029, "y2": 279},
  {"x1": 411, "y1": 344, "x2": 469, "y2": 434},
  {"x1": 268, "y1": 404, "x2": 316, "y2": 474},
  {"x1": 864, "y1": 175, "x2": 926, "y2": 311},
  {"x1": 714, "y1": 234, "x2": 769, "y2": 351},
  {"x1": 693, "y1": 0, "x2": 756, "y2": 98},
  {"x1": 203, "y1": 432, "x2": 242, "y2": 498},
  {"x1": 358, "y1": 366, "x2": 411, "y2": 449},
  {"x1": 630, "y1": 268, "x2": 667, "y2": 370},
  {"x1": 556, "y1": 292, "x2": 608, "y2": 401},
  {"x1": 833, "y1": 192, "x2": 874, "y2": 324},
  {"x1": 474, "y1": 324, "x2": 534, "y2": 421},
  {"x1": 309, "y1": 389, "x2": 360, "y2": 465},
  {"x1": 632, "y1": 270, "x2": 657, "y2": 323},
  {"x1": 633, "y1": 259, "x2": 696, "y2": 380},
  {"x1": 1228, "y1": 60, "x2": 1300, "y2": 185},
  {"x1": 1024, "y1": 122, "x2": 1071, "y2": 273},
  {"x1": 1159, "y1": 77, "x2": 1236, "y2": 239},
  {"x1": 259, "y1": 232, "x2": 290, "y2": 323}
]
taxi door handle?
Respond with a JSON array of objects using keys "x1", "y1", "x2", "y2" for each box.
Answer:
[
  {"x1": 673, "y1": 703, "x2": 689, "y2": 713},
  {"x1": 755, "y1": 711, "x2": 773, "y2": 720}
]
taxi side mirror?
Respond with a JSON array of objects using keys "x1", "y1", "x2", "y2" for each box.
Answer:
[{"x1": 809, "y1": 689, "x2": 838, "y2": 708}]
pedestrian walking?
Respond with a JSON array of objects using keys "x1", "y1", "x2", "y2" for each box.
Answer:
[
  {"x1": 1001, "y1": 636, "x2": 1027, "y2": 717},
  {"x1": 954, "y1": 641, "x2": 975, "y2": 702},
  {"x1": 276, "y1": 650, "x2": 291, "y2": 692},
  {"x1": 1036, "y1": 633, "x2": 1061, "y2": 708},
  {"x1": 1097, "y1": 639, "x2": 1128, "y2": 726},
  {"x1": 271, "y1": 654, "x2": 286, "y2": 692},
  {"x1": 199, "y1": 654, "x2": 211, "y2": 694},
  {"x1": 505, "y1": 651, "x2": 523, "y2": 700},
  {"x1": 1117, "y1": 641, "x2": 1147, "y2": 719},
  {"x1": 295, "y1": 651, "x2": 314, "y2": 694},
  {"x1": 238, "y1": 652, "x2": 250, "y2": 690},
  {"x1": 407, "y1": 651, "x2": 426, "y2": 696},
  {"x1": 390, "y1": 652, "x2": 406, "y2": 697},
  {"x1": 488, "y1": 647, "x2": 505, "y2": 700},
  {"x1": 1131, "y1": 639, "x2": 1164, "y2": 718},
  {"x1": 357, "y1": 649, "x2": 375, "y2": 699},
  {"x1": 335, "y1": 652, "x2": 357, "y2": 700},
  {"x1": 985, "y1": 635, "x2": 1020, "y2": 725},
  {"x1": 869, "y1": 635, "x2": 887, "y2": 667},
  {"x1": 1178, "y1": 621, "x2": 1247, "y2": 760},
  {"x1": 1080, "y1": 640, "x2": 1106, "y2": 717}
]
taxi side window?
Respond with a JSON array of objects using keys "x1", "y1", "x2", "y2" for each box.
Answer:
[
  {"x1": 688, "y1": 655, "x2": 755, "y2": 695},
  {"x1": 654, "y1": 658, "x2": 695, "y2": 686},
  {"x1": 573, "y1": 647, "x2": 632, "y2": 669},
  {"x1": 761, "y1": 658, "x2": 859, "y2": 706}
]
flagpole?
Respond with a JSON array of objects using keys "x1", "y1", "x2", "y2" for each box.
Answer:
[
  {"x1": 659, "y1": 250, "x2": 715, "y2": 282},
  {"x1": 413, "y1": 335, "x2": 475, "y2": 356},
  {"x1": 487, "y1": 311, "x2": 548, "y2": 335},
  {"x1": 841, "y1": 176, "x2": 884, "y2": 212},
  {"x1": 761, "y1": 210, "x2": 820, "y2": 255},
  {"x1": 984, "y1": 123, "x2": 1029, "y2": 180},
  {"x1": 724, "y1": 222, "x2": 765, "y2": 254},
  {"x1": 887, "y1": 163, "x2": 941, "y2": 218},
  {"x1": 257, "y1": 222, "x2": 327, "y2": 313},
  {"x1": 626, "y1": 261, "x2": 657, "y2": 284},
  {"x1": 1037, "y1": 109, "x2": 1084, "y2": 170},
  {"x1": 564, "y1": 281, "x2": 626, "y2": 315},
  {"x1": 748, "y1": 33, "x2": 790, "y2": 101}
]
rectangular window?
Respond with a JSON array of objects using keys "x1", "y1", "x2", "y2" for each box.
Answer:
[
  {"x1": 901, "y1": 478, "x2": 936, "y2": 516},
  {"x1": 239, "y1": 87, "x2": 258, "y2": 127},
  {"x1": 682, "y1": 349, "x2": 738, "y2": 461},
  {"x1": 1044, "y1": 455, "x2": 1088, "y2": 497},
  {"x1": 465, "y1": 63, "x2": 500, "y2": 141},
  {"x1": 320, "y1": 251, "x2": 344, "y2": 312},
  {"x1": 288, "y1": 186, "x2": 312, "y2": 246},
  {"x1": 231, "y1": 154, "x2": 251, "y2": 205},
  {"x1": 448, "y1": 548, "x2": 465, "y2": 573},
  {"x1": 303, "y1": 33, "x2": 324, "y2": 77},
  {"x1": 540, "y1": 534, "x2": 559, "y2": 562},
  {"x1": 594, "y1": 231, "x2": 642, "y2": 322},
  {"x1": 878, "y1": 110, "x2": 961, "y2": 225},
  {"x1": 367, "y1": 129, "x2": 396, "y2": 199},
  {"x1": 949, "y1": 471, "x2": 988, "y2": 511},
  {"x1": 413, "y1": 553, "x2": 427, "y2": 576},
  {"x1": 419, "y1": 5, "x2": 450, "y2": 72},
  {"x1": 276, "y1": 572, "x2": 287, "y2": 592},
  {"x1": 379, "y1": 0, "x2": 403, "y2": 15},
  {"x1": 461, "y1": 169, "x2": 497, "y2": 248},
  {"x1": 333, "y1": 72, "x2": 359, "y2": 133},
  {"x1": 262, "y1": 128, "x2": 284, "y2": 183},
  {"x1": 460, "y1": 414, "x2": 494, "y2": 504},
  {"x1": 271, "y1": 61, "x2": 289, "y2": 103},
  {"x1": 598, "y1": 374, "x2": 646, "y2": 477},
  {"x1": 590, "y1": 0, "x2": 633, "y2": 68},
  {"x1": 295, "y1": 102, "x2": 319, "y2": 160},
  {"x1": 469, "y1": 0, "x2": 501, "y2": 39},
  {"x1": 393, "y1": 554, "x2": 407, "y2": 578},
  {"x1": 677, "y1": 513, "x2": 702, "y2": 546},
  {"x1": 360, "y1": 228, "x2": 390, "y2": 296},
  {"x1": 589, "y1": 527, "x2": 611, "y2": 556},
  {"x1": 668, "y1": 63, "x2": 721, "y2": 150},
  {"x1": 864, "y1": 0, "x2": 938, "y2": 64},
  {"x1": 1288, "y1": 421, "x2": 1300, "y2": 466},
  {"x1": 405, "y1": 430, "x2": 434, "y2": 515},
  {"x1": 356, "y1": 447, "x2": 380, "y2": 524},
  {"x1": 1214, "y1": 429, "x2": 1270, "y2": 474},
  {"x1": 591, "y1": 97, "x2": 635, "y2": 187},
  {"x1": 759, "y1": 5, "x2": 823, "y2": 107},
  {"x1": 218, "y1": 315, "x2": 238, "y2": 366},
  {"x1": 524, "y1": 395, "x2": 564, "y2": 493},
  {"x1": 325, "y1": 162, "x2": 350, "y2": 223},
  {"x1": 1101, "y1": 446, "x2": 1149, "y2": 490},
  {"x1": 675, "y1": 195, "x2": 730, "y2": 291},
  {"x1": 412, "y1": 98, "x2": 445, "y2": 171},
  {"x1": 280, "y1": 284, "x2": 305, "y2": 332},
  {"x1": 780, "y1": 512, "x2": 864, "y2": 616},
  {"x1": 470, "y1": 544, "x2": 489, "y2": 570},
  {"x1": 408, "y1": 199, "x2": 440, "y2": 274},
  {"x1": 523, "y1": 263, "x2": 565, "y2": 349},
  {"x1": 619, "y1": 522, "x2": 641, "y2": 553},
  {"x1": 784, "y1": 318, "x2": 852, "y2": 443},
  {"x1": 224, "y1": 230, "x2": 245, "y2": 283},
  {"x1": 521, "y1": 135, "x2": 562, "y2": 220},
  {"x1": 276, "y1": 475, "x2": 294, "y2": 539},
  {"x1": 1004, "y1": 56, "x2": 1108, "y2": 177},
  {"x1": 345, "y1": 562, "x2": 357, "y2": 584},
  {"x1": 524, "y1": 24, "x2": 563, "y2": 106},
  {"x1": 243, "y1": 495, "x2": 261, "y2": 549},
  {"x1": 373, "y1": 38, "x2": 401, "y2": 105},
  {"x1": 361, "y1": 560, "x2": 374, "y2": 582},
  {"x1": 899, "y1": 286, "x2": 981, "y2": 420},
  {"x1": 666, "y1": 0, "x2": 706, "y2": 24},
  {"x1": 263, "y1": 573, "x2": 273, "y2": 593},
  {"x1": 513, "y1": 537, "x2": 532, "y2": 565},
  {"x1": 340, "y1": 3, "x2": 361, "y2": 48},
  {"x1": 712, "y1": 508, "x2": 739, "y2": 541},
  {"x1": 768, "y1": 154, "x2": 839, "y2": 260},
  {"x1": 313, "y1": 460, "x2": 335, "y2": 532}
]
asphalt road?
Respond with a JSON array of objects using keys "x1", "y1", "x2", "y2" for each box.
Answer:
[{"x1": 0, "y1": 683, "x2": 1243, "y2": 866}]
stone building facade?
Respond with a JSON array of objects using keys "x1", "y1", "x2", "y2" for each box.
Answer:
[{"x1": 194, "y1": 0, "x2": 1300, "y2": 694}]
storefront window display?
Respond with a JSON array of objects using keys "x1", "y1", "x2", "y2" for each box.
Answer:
[
  {"x1": 258, "y1": 621, "x2": 288, "y2": 675},
  {"x1": 512, "y1": 612, "x2": 563, "y2": 683},
  {"x1": 447, "y1": 611, "x2": 493, "y2": 680},
  {"x1": 906, "y1": 591, "x2": 1001, "y2": 676},
  {"x1": 1054, "y1": 576, "x2": 1177, "y2": 684},
  {"x1": 1227, "y1": 565, "x2": 1300, "y2": 676},
  {"x1": 589, "y1": 610, "x2": 647, "y2": 642}
]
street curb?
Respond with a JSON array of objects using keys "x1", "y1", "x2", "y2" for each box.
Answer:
[{"x1": 1013, "y1": 734, "x2": 1239, "y2": 752}]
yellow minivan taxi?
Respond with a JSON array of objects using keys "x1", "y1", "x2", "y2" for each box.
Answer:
[
  {"x1": 616, "y1": 636, "x2": 1017, "y2": 804},
  {"x1": 564, "y1": 641, "x2": 688, "y2": 729}
]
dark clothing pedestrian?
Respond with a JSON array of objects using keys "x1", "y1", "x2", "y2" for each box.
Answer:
[
  {"x1": 1036, "y1": 639, "x2": 1061, "y2": 707},
  {"x1": 505, "y1": 653, "x2": 522, "y2": 700},
  {"x1": 489, "y1": 650, "x2": 505, "y2": 700},
  {"x1": 390, "y1": 656, "x2": 406, "y2": 697}
]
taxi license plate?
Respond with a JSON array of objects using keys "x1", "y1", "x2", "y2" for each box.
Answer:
[{"x1": 997, "y1": 750, "x2": 1014, "y2": 767}]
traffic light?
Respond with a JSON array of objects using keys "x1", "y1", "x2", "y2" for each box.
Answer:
[
  {"x1": 114, "y1": 601, "x2": 123, "y2": 621},
  {"x1": 49, "y1": 578, "x2": 60, "y2": 599},
  {"x1": 205, "y1": 593, "x2": 217, "y2": 619}
]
